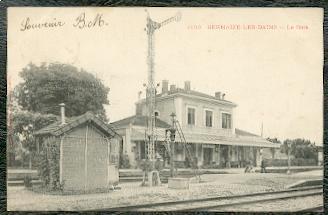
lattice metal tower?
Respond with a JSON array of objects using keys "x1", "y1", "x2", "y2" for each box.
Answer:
[{"x1": 145, "y1": 11, "x2": 181, "y2": 161}]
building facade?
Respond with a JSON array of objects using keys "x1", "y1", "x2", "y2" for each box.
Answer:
[{"x1": 112, "y1": 80, "x2": 280, "y2": 169}]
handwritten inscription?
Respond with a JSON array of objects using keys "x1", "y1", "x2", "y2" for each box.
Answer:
[
  {"x1": 20, "y1": 18, "x2": 65, "y2": 31},
  {"x1": 20, "y1": 13, "x2": 109, "y2": 31},
  {"x1": 73, "y1": 13, "x2": 108, "y2": 29}
]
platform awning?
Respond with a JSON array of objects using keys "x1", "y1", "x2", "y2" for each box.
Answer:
[{"x1": 130, "y1": 128, "x2": 280, "y2": 148}]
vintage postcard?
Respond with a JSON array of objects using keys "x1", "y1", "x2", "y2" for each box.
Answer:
[{"x1": 7, "y1": 7, "x2": 323, "y2": 212}]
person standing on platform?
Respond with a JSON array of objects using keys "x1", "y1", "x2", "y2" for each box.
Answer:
[{"x1": 261, "y1": 159, "x2": 267, "y2": 173}]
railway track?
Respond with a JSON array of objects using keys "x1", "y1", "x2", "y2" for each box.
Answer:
[
  {"x1": 296, "y1": 205, "x2": 324, "y2": 212},
  {"x1": 98, "y1": 185, "x2": 322, "y2": 212}
]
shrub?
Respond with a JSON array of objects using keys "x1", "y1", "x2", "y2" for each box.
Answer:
[
  {"x1": 155, "y1": 159, "x2": 164, "y2": 171},
  {"x1": 58, "y1": 180, "x2": 65, "y2": 191},
  {"x1": 139, "y1": 159, "x2": 154, "y2": 172},
  {"x1": 291, "y1": 158, "x2": 316, "y2": 166},
  {"x1": 37, "y1": 138, "x2": 62, "y2": 190},
  {"x1": 48, "y1": 141, "x2": 60, "y2": 190},
  {"x1": 38, "y1": 150, "x2": 50, "y2": 187},
  {"x1": 174, "y1": 161, "x2": 186, "y2": 168},
  {"x1": 265, "y1": 158, "x2": 317, "y2": 167},
  {"x1": 230, "y1": 161, "x2": 240, "y2": 168},
  {"x1": 24, "y1": 176, "x2": 32, "y2": 188},
  {"x1": 184, "y1": 157, "x2": 198, "y2": 168},
  {"x1": 120, "y1": 154, "x2": 131, "y2": 169},
  {"x1": 201, "y1": 164, "x2": 221, "y2": 169}
]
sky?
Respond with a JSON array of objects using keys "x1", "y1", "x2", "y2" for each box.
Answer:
[{"x1": 7, "y1": 7, "x2": 323, "y2": 145}]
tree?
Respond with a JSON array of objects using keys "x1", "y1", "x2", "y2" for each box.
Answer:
[
  {"x1": 266, "y1": 137, "x2": 281, "y2": 144},
  {"x1": 266, "y1": 137, "x2": 281, "y2": 159},
  {"x1": 280, "y1": 138, "x2": 317, "y2": 160},
  {"x1": 8, "y1": 111, "x2": 58, "y2": 168},
  {"x1": 290, "y1": 139, "x2": 317, "y2": 160},
  {"x1": 15, "y1": 62, "x2": 110, "y2": 120}
]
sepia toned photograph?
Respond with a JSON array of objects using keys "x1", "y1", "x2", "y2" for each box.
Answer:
[{"x1": 6, "y1": 7, "x2": 323, "y2": 212}]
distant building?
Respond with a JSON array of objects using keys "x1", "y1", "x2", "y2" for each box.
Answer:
[
  {"x1": 35, "y1": 105, "x2": 121, "y2": 192},
  {"x1": 111, "y1": 80, "x2": 279, "y2": 169}
]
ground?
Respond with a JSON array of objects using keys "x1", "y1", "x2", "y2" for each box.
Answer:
[{"x1": 7, "y1": 170, "x2": 322, "y2": 211}]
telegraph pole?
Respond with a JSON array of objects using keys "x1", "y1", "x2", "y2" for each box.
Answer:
[{"x1": 286, "y1": 140, "x2": 291, "y2": 175}]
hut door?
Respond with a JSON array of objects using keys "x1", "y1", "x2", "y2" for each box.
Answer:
[{"x1": 60, "y1": 136, "x2": 86, "y2": 191}]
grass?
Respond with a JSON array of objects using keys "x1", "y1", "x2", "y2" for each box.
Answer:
[{"x1": 30, "y1": 184, "x2": 115, "y2": 195}]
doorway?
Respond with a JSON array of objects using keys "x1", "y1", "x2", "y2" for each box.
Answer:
[
  {"x1": 203, "y1": 148, "x2": 213, "y2": 165},
  {"x1": 140, "y1": 141, "x2": 146, "y2": 159}
]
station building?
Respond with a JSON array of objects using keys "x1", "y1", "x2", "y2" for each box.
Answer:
[{"x1": 111, "y1": 80, "x2": 280, "y2": 169}]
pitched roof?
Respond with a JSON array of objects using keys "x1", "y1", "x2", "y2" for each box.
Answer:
[
  {"x1": 235, "y1": 128, "x2": 259, "y2": 137},
  {"x1": 156, "y1": 88, "x2": 236, "y2": 106},
  {"x1": 34, "y1": 111, "x2": 120, "y2": 138},
  {"x1": 110, "y1": 115, "x2": 171, "y2": 129}
]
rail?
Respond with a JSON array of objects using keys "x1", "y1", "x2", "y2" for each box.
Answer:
[{"x1": 92, "y1": 185, "x2": 322, "y2": 212}]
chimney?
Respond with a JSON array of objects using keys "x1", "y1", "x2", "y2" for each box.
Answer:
[
  {"x1": 136, "y1": 102, "x2": 142, "y2": 115},
  {"x1": 184, "y1": 81, "x2": 191, "y2": 91},
  {"x1": 138, "y1": 91, "x2": 142, "y2": 100},
  {"x1": 59, "y1": 103, "x2": 66, "y2": 125},
  {"x1": 170, "y1": 84, "x2": 176, "y2": 92},
  {"x1": 222, "y1": 93, "x2": 226, "y2": 100},
  {"x1": 162, "y1": 80, "x2": 169, "y2": 94},
  {"x1": 215, "y1": 92, "x2": 221, "y2": 99}
]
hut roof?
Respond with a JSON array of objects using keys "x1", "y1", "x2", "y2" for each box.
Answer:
[{"x1": 34, "y1": 111, "x2": 120, "y2": 138}]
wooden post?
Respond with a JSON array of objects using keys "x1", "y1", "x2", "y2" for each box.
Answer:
[
  {"x1": 84, "y1": 124, "x2": 89, "y2": 191},
  {"x1": 253, "y1": 147, "x2": 257, "y2": 167},
  {"x1": 170, "y1": 141, "x2": 174, "y2": 177},
  {"x1": 37, "y1": 138, "x2": 40, "y2": 154},
  {"x1": 59, "y1": 135, "x2": 64, "y2": 184},
  {"x1": 139, "y1": 141, "x2": 141, "y2": 159},
  {"x1": 237, "y1": 146, "x2": 241, "y2": 168},
  {"x1": 287, "y1": 142, "x2": 291, "y2": 174},
  {"x1": 107, "y1": 138, "x2": 110, "y2": 185},
  {"x1": 29, "y1": 154, "x2": 32, "y2": 169},
  {"x1": 259, "y1": 148, "x2": 263, "y2": 168},
  {"x1": 218, "y1": 145, "x2": 221, "y2": 165},
  {"x1": 195, "y1": 143, "x2": 199, "y2": 166},
  {"x1": 236, "y1": 146, "x2": 238, "y2": 166},
  {"x1": 227, "y1": 146, "x2": 231, "y2": 168}
]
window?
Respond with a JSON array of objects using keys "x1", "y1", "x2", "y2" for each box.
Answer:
[
  {"x1": 222, "y1": 113, "x2": 232, "y2": 129},
  {"x1": 205, "y1": 110, "x2": 213, "y2": 127},
  {"x1": 175, "y1": 142, "x2": 184, "y2": 154},
  {"x1": 187, "y1": 107, "x2": 195, "y2": 125}
]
